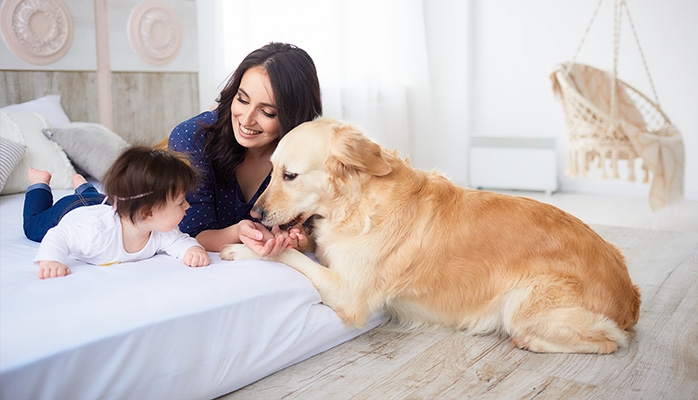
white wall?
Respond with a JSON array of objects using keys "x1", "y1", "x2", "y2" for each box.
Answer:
[
  {"x1": 423, "y1": 0, "x2": 471, "y2": 185},
  {"x1": 195, "y1": 0, "x2": 226, "y2": 110},
  {"x1": 447, "y1": 0, "x2": 697, "y2": 199},
  {"x1": 196, "y1": 0, "x2": 697, "y2": 199}
]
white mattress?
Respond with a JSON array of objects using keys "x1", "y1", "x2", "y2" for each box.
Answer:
[{"x1": 0, "y1": 191, "x2": 385, "y2": 399}]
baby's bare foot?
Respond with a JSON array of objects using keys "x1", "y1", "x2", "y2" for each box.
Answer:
[
  {"x1": 27, "y1": 168, "x2": 51, "y2": 185},
  {"x1": 71, "y1": 174, "x2": 87, "y2": 189}
]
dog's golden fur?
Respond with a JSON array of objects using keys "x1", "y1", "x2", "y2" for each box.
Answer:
[{"x1": 221, "y1": 118, "x2": 641, "y2": 354}]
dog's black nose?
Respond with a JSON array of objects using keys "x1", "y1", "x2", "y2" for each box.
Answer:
[{"x1": 250, "y1": 206, "x2": 265, "y2": 220}]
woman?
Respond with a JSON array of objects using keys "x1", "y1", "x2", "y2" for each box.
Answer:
[{"x1": 169, "y1": 42, "x2": 322, "y2": 255}]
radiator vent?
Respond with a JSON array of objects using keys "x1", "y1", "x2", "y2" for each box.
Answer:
[{"x1": 469, "y1": 136, "x2": 558, "y2": 195}]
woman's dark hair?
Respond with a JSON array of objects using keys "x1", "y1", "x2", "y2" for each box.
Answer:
[
  {"x1": 102, "y1": 146, "x2": 198, "y2": 223},
  {"x1": 203, "y1": 42, "x2": 323, "y2": 184}
]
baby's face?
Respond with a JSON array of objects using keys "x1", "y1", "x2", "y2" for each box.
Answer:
[{"x1": 150, "y1": 192, "x2": 190, "y2": 232}]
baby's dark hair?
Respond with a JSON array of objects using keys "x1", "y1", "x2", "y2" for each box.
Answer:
[{"x1": 101, "y1": 146, "x2": 197, "y2": 223}]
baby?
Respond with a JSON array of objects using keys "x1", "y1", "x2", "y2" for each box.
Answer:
[{"x1": 24, "y1": 146, "x2": 210, "y2": 279}]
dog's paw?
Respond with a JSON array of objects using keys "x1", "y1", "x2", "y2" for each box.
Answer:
[
  {"x1": 220, "y1": 244, "x2": 261, "y2": 261},
  {"x1": 334, "y1": 308, "x2": 367, "y2": 329}
]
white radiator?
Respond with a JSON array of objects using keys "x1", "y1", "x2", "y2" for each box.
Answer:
[{"x1": 469, "y1": 137, "x2": 558, "y2": 195}]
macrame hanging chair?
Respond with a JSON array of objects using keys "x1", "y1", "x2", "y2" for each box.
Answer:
[{"x1": 550, "y1": 0, "x2": 684, "y2": 211}]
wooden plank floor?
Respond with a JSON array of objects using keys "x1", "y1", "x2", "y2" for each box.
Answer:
[{"x1": 220, "y1": 226, "x2": 698, "y2": 399}]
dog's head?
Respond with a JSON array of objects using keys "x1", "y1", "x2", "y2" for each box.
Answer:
[{"x1": 252, "y1": 118, "x2": 391, "y2": 229}]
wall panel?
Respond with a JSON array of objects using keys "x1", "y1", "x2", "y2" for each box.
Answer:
[{"x1": 1, "y1": 0, "x2": 199, "y2": 145}]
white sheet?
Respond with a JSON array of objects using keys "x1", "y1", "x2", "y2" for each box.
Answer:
[{"x1": 0, "y1": 191, "x2": 385, "y2": 399}]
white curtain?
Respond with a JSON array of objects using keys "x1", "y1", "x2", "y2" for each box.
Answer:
[{"x1": 198, "y1": 0, "x2": 434, "y2": 167}]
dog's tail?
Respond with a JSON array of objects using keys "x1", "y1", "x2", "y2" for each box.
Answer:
[{"x1": 502, "y1": 279, "x2": 633, "y2": 354}]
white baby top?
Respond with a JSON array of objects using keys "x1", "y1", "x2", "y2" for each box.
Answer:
[{"x1": 34, "y1": 204, "x2": 200, "y2": 266}]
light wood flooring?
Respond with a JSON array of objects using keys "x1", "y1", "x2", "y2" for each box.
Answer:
[{"x1": 219, "y1": 193, "x2": 698, "y2": 400}]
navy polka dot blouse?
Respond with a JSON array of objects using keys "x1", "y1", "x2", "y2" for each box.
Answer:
[{"x1": 168, "y1": 111, "x2": 270, "y2": 237}]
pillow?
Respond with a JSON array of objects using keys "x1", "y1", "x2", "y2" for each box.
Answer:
[
  {"x1": 43, "y1": 122, "x2": 129, "y2": 180},
  {"x1": 0, "y1": 137, "x2": 26, "y2": 192},
  {"x1": 0, "y1": 95, "x2": 71, "y2": 127},
  {"x1": 0, "y1": 111, "x2": 76, "y2": 195}
]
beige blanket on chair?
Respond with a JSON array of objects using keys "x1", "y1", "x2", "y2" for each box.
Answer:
[{"x1": 551, "y1": 63, "x2": 684, "y2": 211}]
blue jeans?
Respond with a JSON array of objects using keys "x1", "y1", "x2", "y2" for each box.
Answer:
[{"x1": 23, "y1": 182, "x2": 106, "y2": 242}]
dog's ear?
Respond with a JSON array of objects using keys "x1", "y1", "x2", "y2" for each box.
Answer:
[{"x1": 328, "y1": 124, "x2": 391, "y2": 178}]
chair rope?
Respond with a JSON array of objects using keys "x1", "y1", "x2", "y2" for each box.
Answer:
[
  {"x1": 622, "y1": 0, "x2": 661, "y2": 107},
  {"x1": 566, "y1": 0, "x2": 660, "y2": 108},
  {"x1": 564, "y1": 0, "x2": 604, "y2": 76}
]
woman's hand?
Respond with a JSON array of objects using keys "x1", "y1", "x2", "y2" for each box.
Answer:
[
  {"x1": 275, "y1": 226, "x2": 309, "y2": 251},
  {"x1": 238, "y1": 220, "x2": 291, "y2": 257},
  {"x1": 238, "y1": 220, "x2": 310, "y2": 257}
]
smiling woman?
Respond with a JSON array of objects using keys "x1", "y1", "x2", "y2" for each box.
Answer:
[{"x1": 168, "y1": 42, "x2": 322, "y2": 256}]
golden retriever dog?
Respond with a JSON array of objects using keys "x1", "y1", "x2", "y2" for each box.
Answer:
[{"x1": 221, "y1": 118, "x2": 641, "y2": 354}]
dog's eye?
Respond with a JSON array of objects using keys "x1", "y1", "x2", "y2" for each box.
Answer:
[{"x1": 283, "y1": 172, "x2": 298, "y2": 181}]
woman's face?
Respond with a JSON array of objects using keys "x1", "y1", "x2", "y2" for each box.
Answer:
[{"x1": 231, "y1": 66, "x2": 282, "y2": 150}]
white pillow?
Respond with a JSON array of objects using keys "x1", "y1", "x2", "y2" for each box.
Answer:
[
  {"x1": 0, "y1": 137, "x2": 26, "y2": 192},
  {"x1": 43, "y1": 122, "x2": 129, "y2": 180},
  {"x1": 0, "y1": 111, "x2": 76, "y2": 195},
  {"x1": 0, "y1": 95, "x2": 71, "y2": 127}
]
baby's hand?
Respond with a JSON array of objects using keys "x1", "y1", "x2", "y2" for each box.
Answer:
[
  {"x1": 183, "y1": 245, "x2": 210, "y2": 267},
  {"x1": 38, "y1": 260, "x2": 71, "y2": 279}
]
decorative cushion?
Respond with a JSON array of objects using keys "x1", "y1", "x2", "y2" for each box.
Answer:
[
  {"x1": 0, "y1": 95, "x2": 71, "y2": 127},
  {"x1": 0, "y1": 111, "x2": 76, "y2": 195},
  {"x1": 0, "y1": 137, "x2": 26, "y2": 192},
  {"x1": 43, "y1": 122, "x2": 129, "y2": 180}
]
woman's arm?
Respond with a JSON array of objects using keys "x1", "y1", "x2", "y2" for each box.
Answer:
[
  {"x1": 194, "y1": 224, "x2": 243, "y2": 252},
  {"x1": 168, "y1": 112, "x2": 220, "y2": 239}
]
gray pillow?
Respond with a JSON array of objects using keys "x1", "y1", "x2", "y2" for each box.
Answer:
[
  {"x1": 0, "y1": 137, "x2": 26, "y2": 192},
  {"x1": 43, "y1": 122, "x2": 129, "y2": 180}
]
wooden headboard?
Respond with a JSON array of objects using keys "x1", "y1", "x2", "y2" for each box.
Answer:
[{"x1": 1, "y1": 70, "x2": 198, "y2": 145}]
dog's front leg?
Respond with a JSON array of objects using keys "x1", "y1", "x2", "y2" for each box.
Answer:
[
  {"x1": 221, "y1": 244, "x2": 368, "y2": 327},
  {"x1": 220, "y1": 245, "x2": 334, "y2": 285},
  {"x1": 277, "y1": 250, "x2": 380, "y2": 327}
]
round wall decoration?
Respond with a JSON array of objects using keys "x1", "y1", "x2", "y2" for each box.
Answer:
[
  {"x1": 128, "y1": 0, "x2": 182, "y2": 66},
  {"x1": 0, "y1": 0, "x2": 74, "y2": 64}
]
